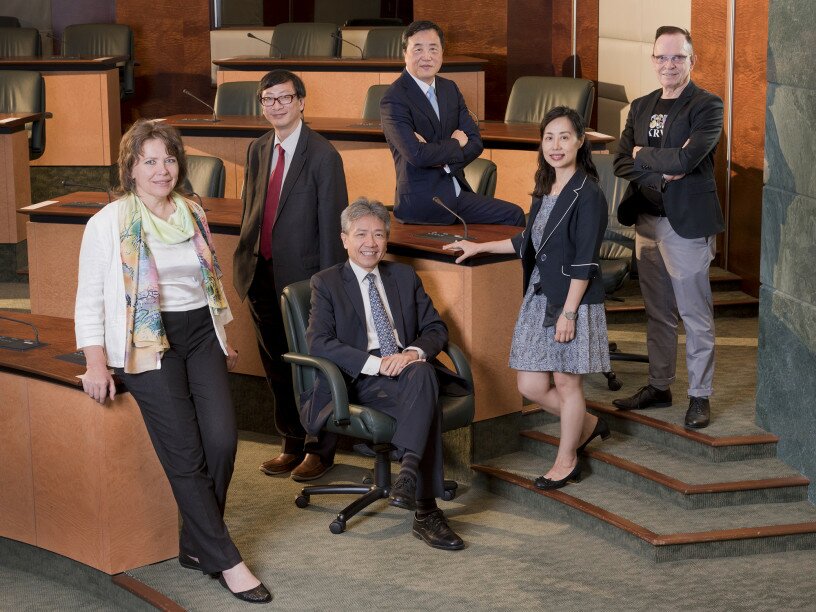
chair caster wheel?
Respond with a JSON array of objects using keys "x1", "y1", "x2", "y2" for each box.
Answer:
[
  {"x1": 329, "y1": 520, "x2": 345, "y2": 534},
  {"x1": 441, "y1": 489, "x2": 456, "y2": 501},
  {"x1": 361, "y1": 474, "x2": 373, "y2": 485},
  {"x1": 608, "y1": 377, "x2": 622, "y2": 391},
  {"x1": 295, "y1": 494, "x2": 309, "y2": 508}
]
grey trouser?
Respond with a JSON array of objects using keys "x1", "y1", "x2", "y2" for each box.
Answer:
[{"x1": 635, "y1": 214, "x2": 716, "y2": 397}]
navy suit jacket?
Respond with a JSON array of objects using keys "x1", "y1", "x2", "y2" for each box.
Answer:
[
  {"x1": 380, "y1": 70, "x2": 483, "y2": 222},
  {"x1": 613, "y1": 80, "x2": 725, "y2": 239},
  {"x1": 299, "y1": 260, "x2": 468, "y2": 436}
]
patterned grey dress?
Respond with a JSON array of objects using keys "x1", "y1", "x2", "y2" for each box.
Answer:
[{"x1": 509, "y1": 194, "x2": 611, "y2": 374}]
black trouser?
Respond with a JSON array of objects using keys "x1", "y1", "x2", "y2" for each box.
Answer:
[
  {"x1": 247, "y1": 257, "x2": 336, "y2": 462},
  {"x1": 117, "y1": 306, "x2": 241, "y2": 575}
]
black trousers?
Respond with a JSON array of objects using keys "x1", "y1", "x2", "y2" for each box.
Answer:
[
  {"x1": 351, "y1": 361, "x2": 444, "y2": 499},
  {"x1": 247, "y1": 257, "x2": 336, "y2": 462},
  {"x1": 117, "y1": 306, "x2": 241, "y2": 574}
]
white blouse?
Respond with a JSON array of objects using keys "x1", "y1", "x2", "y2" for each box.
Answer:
[{"x1": 144, "y1": 232, "x2": 208, "y2": 312}]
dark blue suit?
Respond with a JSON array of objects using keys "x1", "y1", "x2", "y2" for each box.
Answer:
[{"x1": 380, "y1": 70, "x2": 524, "y2": 226}]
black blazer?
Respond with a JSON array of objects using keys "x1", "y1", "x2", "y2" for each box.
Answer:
[
  {"x1": 233, "y1": 123, "x2": 348, "y2": 300},
  {"x1": 300, "y1": 260, "x2": 468, "y2": 435},
  {"x1": 510, "y1": 171, "x2": 607, "y2": 326},
  {"x1": 613, "y1": 80, "x2": 725, "y2": 239},
  {"x1": 380, "y1": 70, "x2": 482, "y2": 223}
]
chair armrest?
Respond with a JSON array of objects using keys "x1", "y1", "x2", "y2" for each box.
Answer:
[
  {"x1": 443, "y1": 342, "x2": 473, "y2": 388},
  {"x1": 282, "y1": 352, "x2": 351, "y2": 426}
]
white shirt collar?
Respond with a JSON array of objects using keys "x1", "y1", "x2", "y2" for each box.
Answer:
[
  {"x1": 408, "y1": 72, "x2": 436, "y2": 96},
  {"x1": 348, "y1": 260, "x2": 380, "y2": 285},
  {"x1": 273, "y1": 118, "x2": 303, "y2": 155}
]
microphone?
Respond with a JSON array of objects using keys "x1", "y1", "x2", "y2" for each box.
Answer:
[
  {"x1": 45, "y1": 32, "x2": 72, "y2": 58},
  {"x1": 0, "y1": 314, "x2": 45, "y2": 351},
  {"x1": 330, "y1": 32, "x2": 364, "y2": 59},
  {"x1": 246, "y1": 32, "x2": 284, "y2": 59},
  {"x1": 61, "y1": 180, "x2": 112, "y2": 202},
  {"x1": 432, "y1": 196, "x2": 469, "y2": 240},
  {"x1": 182, "y1": 89, "x2": 219, "y2": 123}
]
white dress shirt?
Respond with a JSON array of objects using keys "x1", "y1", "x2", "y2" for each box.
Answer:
[{"x1": 270, "y1": 118, "x2": 303, "y2": 182}]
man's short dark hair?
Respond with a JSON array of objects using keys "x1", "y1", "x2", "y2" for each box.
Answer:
[
  {"x1": 341, "y1": 197, "x2": 391, "y2": 236},
  {"x1": 257, "y1": 69, "x2": 306, "y2": 99},
  {"x1": 655, "y1": 25, "x2": 693, "y2": 53},
  {"x1": 401, "y1": 20, "x2": 445, "y2": 52}
]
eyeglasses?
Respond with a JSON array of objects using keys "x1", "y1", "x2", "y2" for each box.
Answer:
[
  {"x1": 259, "y1": 94, "x2": 297, "y2": 107},
  {"x1": 652, "y1": 54, "x2": 689, "y2": 65}
]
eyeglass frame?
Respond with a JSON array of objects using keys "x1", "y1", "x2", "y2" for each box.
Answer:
[
  {"x1": 258, "y1": 93, "x2": 299, "y2": 107},
  {"x1": 651, "y1": 54, "x2": 691, "y2": 65}
]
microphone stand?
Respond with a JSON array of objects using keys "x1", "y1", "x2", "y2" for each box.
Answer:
[
  {"x1": 330, "y1": 32, "x2": 364, "y2": 59},
  {"x1": 182, "y1": 89, "x2": 219, "y2": 123}
]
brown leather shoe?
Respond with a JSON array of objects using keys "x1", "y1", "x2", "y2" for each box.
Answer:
[
  {"x1": 290, "y1": 453, "x2": 334, "y2": 482},
  {"x1": 259, "y1": 453, "x2": 303, "y2": 476}
]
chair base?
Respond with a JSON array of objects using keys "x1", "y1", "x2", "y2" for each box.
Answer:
[{"x1": 603, "y1": 342, "x2": 650, "y2": 390}]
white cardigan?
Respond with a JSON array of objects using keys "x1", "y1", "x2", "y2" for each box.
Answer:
[{"x1": 74, "y1": 198, "x2": 233, "y2": 368}]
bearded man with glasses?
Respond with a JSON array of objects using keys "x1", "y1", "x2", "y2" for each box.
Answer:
[
  {"x1": 234, "y1": 69, "x2": 348, "y2": 479},
  {"x1": 612, "y1": 26, "x2": 725, "y2": 430}
]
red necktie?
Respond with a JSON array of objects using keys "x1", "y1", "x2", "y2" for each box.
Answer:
[{"x1": 260, "y1": 143, "x2": 285, "y2": 260}]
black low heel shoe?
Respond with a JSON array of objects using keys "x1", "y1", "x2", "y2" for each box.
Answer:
[
  {"x1": 534, "y1": 463, "x2": 582, "y2": 491},
  {"x1": 178, "y1": 553, "x2": 201, "y2": 572},
  {"x1": 218, "y1": 574, "x2": 273, "y2": 604},
  {"x1": 576, "y1": 417, "x2": 611, "y2": 454}
]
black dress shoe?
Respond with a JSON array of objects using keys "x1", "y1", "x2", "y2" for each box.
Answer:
[
  {"x1": 534, "y1": 463, "x2": 582, "y2": 490},
  {"x1": 576, "y1": 417, "x2": 611, "y2": 453},
  {"x1": 389, "y1": 472, "x2": 417, "y2": 510},
  {"x1": 612, "y1": 384, "x2": 672, "y2": 410},
  {"x1": 684, "y1": 396, "x2": 711, "y2": 429},
  {"x1": 413, "y1": 510, "x2": 464, "y2": 550},
  {"x1": 178, "y1": 553, "x2": 201, "y2": 572},
  {"x1": 218, "y1": 574, "x2": 272, "y2": 604}
]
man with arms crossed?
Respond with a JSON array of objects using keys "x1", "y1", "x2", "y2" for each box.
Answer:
[
  {"x1": 380, "y1": 20, "x2": 525, "y2": 226},
  {"x1": 234, "y1": 70, "x2": 347, "y2": 480},
  {"x1": 612, "y1": 26, "x2": 724, "y2": 429}
]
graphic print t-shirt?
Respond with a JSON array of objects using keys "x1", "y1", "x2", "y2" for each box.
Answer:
[{"x1": 640, "y1": 97, "x2": 677, "y2": 214}]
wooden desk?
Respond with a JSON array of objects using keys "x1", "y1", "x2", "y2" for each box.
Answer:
[
  {"x1": 164, "y1": 114, "x2": 615, "y2": 209},
  {"x1": 213, "y1": 55, "x2": 487, "y2": 119},
  {"x1": 21, "y1": 194, "x2": 526, "y2": 421},
  {"x1": 0, "y1": 56, "x2": 123, "y2": 166},
  {"x1": 0, "y1": 113, "x2": 36, "y2": 244},
  {"x1": 0, "y1": 313, "x2": 177, "y2": 574}
]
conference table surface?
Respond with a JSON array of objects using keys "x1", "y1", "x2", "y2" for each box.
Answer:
[
  {"x1": 213, "y1": 55, "x2": 487, "y2": 72},
  {"x1": 0, "y1": 112, "x2": 44, "y2": 131},
  {"x1": 0, "y1": 55, "x2": 128, "y2": 70}
]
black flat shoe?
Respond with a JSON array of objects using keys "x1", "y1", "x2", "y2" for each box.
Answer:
[
  {"x1": 534, "y1": 464, "x2": 582, "y2": 491},
  {"x1": 576, "y1": 417, "x2": 611, "y2": 454},
  {"x1": 218, "y1": 574, "x2": 272, "y2": 604},
  {"x1": 178, "y1": 553, "x2": 201, "y2": 572}
]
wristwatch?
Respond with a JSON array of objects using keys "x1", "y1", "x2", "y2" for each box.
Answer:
[{"x1": 562, "y1": 310, "x2": 578, "y2": 320}]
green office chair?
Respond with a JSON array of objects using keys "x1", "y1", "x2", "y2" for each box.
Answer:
[
  {"x1": 281, "y1": 280, "x2": 475, "y2": 534},
  {"x1": 505, "y1": 76, "x2": 595, "y2": 126},
  {"x1": 62, "y1": 23, "x2": 135, "y2": 98},
  {"x1": 361, "y1": 83, "x2": 390, "y2": 121},
  {"x1": 214, "y1": 81, "x2": 262, "y2": 117},
  {"x1": 362, "y1": 27, "x2": 404, "y2": 59},
  {"x1": 0, "y1": 27, "x2": 41, "y2": 57},
  {"x1": 181, "y1": 155, "x2": 226, "y2": 198},
  {"x1": 0, "y1": 16, "x2": 21, "y2": 28},
  {"x1": 463, "y1": 158, "x2": 498, "y2": 198},
  {"x1": 0, "y1": 70, "x2": 46, "y2": 160},
  {"x1": 272, "y1": 22, "x2": 338, "y2": 58}
]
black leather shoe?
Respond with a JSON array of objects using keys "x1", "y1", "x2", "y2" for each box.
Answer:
[
  {"x1": 413, "y1": 510, "x2": 464, "y2": 550},
  {"x1": 684, "y1": 396, "x2": 710, "y2": 429},
  {"x1": 178, "y1": 553, "x2": 201, "y2": 572},
  {"x1": 534, "y1": 463, "x2": 582, "y2": 490},
  {"x1": 612, "y1": 385, "x2": 672, "y2": 410},
  {"x1": 576, "y1": 417, "x2": 611, "y2": 453},
  {"x1": 218, "y1": 574, "x2": 272, "y2": 604},
  {"x1": 389, "y1": 472, "x2": 417, "y2": 510}
]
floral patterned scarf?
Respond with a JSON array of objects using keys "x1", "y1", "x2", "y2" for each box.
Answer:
[{"x1": 119, "y1": 192, "x2": 229, "y2": 373}]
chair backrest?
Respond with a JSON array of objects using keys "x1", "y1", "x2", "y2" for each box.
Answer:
[
  {"x1": 0, "y1": 27, "x2": 41, "y2": 57},
  {"x1": 63, "y1": 23, "x2": 135, "y2": 97},
  {"x1": 463, "y1": 158, "x2": 498, "y2": 198},
  {"x1": 182, "y1": 155, "x2": 226, "y2": 198},
  {"x1": 361, "y1": 84, "x2": 390, "y2": 121},
  {"x1": 362, "y1": 27, "x2": 404, "y2": 59},
  {"x1": 272, "y1": 22, "x2": 338, "y2": 58},
  {"x1": 505, "y1": 76, "x2": 595, "y2": 125},
  {"x1": 280, "y1": 280, "x2": 315, "y2": 395},
  {"x1": 0, "y1": 69, "x2": 46, "y2": 160},
  {"x1": 0, "y1": 16, "x2": 21, "y2": 28},
  {"x1": 593, "y1": 152, "x2": 635, "y2": 270},
  {"x1": 214, "y1": 81, "x2": 262, "y2": 117}
]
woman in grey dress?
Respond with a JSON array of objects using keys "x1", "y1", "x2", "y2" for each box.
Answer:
[{"x1": 444, "y1": 106, "x2": 611, "y2": 490}]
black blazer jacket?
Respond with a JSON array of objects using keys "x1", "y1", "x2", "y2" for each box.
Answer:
[
  {"x1": 233, "y1": 122, "x2": 348, "y2": 300},
  {"x1": 380, "y1": 70, "x2": 483, "y2": 223},
  {"x1": 300, "y1": 260, "x2": 469, "y2": 436},
  {"x1": 613, "y1": 80, "x2": 725, "y2": 239},
  {"x1": 510, "y1": 171, "x2": 608, "y2": 326}
]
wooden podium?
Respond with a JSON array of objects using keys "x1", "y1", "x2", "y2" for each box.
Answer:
[
  {"x1": 0, "y1": 113, "x2": 37, "y2": 244},
  {"x1": 0, "y1": 313, "x2": 178, "y2": 574}
]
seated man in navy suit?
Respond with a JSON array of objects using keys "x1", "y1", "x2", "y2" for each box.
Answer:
[
  {"x1": 380, "y1": 20, "x2": 525, "y2": 227},
  {"x1": 301, "y1": 197, "x2": 469, "y2": 550}
]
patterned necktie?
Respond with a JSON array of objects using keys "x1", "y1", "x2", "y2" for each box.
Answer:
[
  {"x1": 426, "y1": 86, "x2": 440, "y2": 119},
  {"x1": 259, "y1": 143, "x2": 285, "y2": 260},
  {"x1": 366, "y1": 273, "x2": 399, "y2": 357}
]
